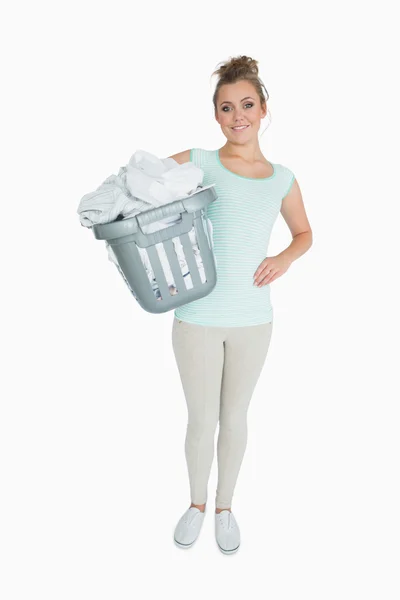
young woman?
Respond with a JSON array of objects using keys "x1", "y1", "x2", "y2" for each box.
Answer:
[{"x1": 169, "y1": 55, "x2": 313, "y2": 554}]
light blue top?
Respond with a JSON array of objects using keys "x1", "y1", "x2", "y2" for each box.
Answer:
[{"x1": 174, "y1": 148, "x2": 295, "y2": 327}]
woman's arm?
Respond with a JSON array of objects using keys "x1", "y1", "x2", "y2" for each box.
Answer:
[
  {"x1": 168, "y1": 149, "x2": 191, "y2": 165},
  {"x1": 278, "y1": 178, "x2": 313, "y2": 264}
]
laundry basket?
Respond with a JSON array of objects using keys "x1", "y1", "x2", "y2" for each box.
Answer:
[{"x1": 92, "y1": 185, "x2": 218, "y2": 314}]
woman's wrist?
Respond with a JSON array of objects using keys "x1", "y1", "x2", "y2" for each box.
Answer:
[{"x1": 278, "y1": 231, "x2": 313, "y2": 264}]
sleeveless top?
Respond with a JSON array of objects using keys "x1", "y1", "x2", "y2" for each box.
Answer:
[{"x1": 174, "y1": 148, "x2": 295, "y2": 327}]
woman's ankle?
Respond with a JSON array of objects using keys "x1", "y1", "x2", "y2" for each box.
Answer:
[{"x1": 190, "y1": 502, "x2": 206, "y2": 512}]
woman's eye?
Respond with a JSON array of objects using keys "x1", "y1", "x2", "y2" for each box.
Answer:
[{"x1": 222, "y1": 103, "x2": 254, "y2": 112}]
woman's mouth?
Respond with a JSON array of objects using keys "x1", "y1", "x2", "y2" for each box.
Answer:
[{"x1": 231, "y1": 124, "x2": 250, "y2": 132}]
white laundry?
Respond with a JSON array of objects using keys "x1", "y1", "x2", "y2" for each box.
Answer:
[
  {"x1": 77, "y1": 149, "x2": 216, "y2": 301},
  {"x1": 130, "y1": 149, "x2": 177, "y2": 178},
  {"x1": 127, "y1": 150, "x2": 205, "y2": 203},
  {"x1": 77, "y1": 166, "x2": 150, "y2": 228},
  {"x1": 77, "y1": 150, "x2": 212, "y2": 226}
]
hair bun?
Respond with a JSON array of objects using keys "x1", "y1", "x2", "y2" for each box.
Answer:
[
  {"x1": 230, "y1": 55, "x2": 259, "y2": 75},
  {"x1": 216, "y1": 55, "x2": 259, "y2": 79}
]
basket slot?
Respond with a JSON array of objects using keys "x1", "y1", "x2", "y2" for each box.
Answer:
[
  {"x1": 194, "y1": 217, "x2": 211, "y2": 262},
  {"x1": 179, "y1": 232, "x2": 202, "y2": 287},
  {"x1": 146, "y1": 245, "x2": 171, "y2": 300},
  {"x1": 163, "y1": 239, "x2": 187, "y2": 292}
]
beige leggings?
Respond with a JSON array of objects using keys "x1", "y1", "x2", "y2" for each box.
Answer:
[{"x1": 171, "y1": 316, "x2": 273, "y2": 509}]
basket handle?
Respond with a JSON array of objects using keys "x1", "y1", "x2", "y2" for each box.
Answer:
[{"x1": 136, "y1": 199, "x2": 186, "y2": 229}]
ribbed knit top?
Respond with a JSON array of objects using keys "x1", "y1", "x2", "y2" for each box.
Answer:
[{"x1": 174, "y1": 148, "x2": 295, "y2": 327}]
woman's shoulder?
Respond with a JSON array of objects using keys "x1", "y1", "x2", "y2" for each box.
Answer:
[
  {"x1": 272, "y1": 161, "x2": 296, "y2": 184},
  {"x1": 271, "y1": 162, "x2": 296, "y2": 201},
  {"x1": 190, "y1": 148, "x2": 216, "y2": 167},
  {"x1": 191, "y1": 148, "x2": 215, "y2": 155},
  {"x1": 272, "y1": 161, "x2": 294, "y2": 175}
]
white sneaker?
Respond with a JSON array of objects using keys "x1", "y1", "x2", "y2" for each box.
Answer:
[
  {"x1": 174, "y1": 507, "x2": 206, "y2": 549},
  {"x1": 215, "y1": 510, "x2": 240, "y2": 554}
]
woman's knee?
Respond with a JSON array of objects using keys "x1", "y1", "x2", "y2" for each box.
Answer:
[
  {"x1": 186, "y1": 414, "x2": 219, "y2": 439},
  {"x1": 219, "y1": 408, "x2": 248, "y2": 433}
]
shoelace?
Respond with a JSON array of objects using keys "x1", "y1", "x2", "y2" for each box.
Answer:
[{"x1": 218, "y1": 513, "x2": 235, "y2": 530}]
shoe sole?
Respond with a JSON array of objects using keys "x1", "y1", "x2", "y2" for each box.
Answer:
[
  {"x1": 174, "y1": 537, "x2": 197, "y2": 549},
  {"x1": 216, "y1": 541, "x2": 240, "y2": 554}
]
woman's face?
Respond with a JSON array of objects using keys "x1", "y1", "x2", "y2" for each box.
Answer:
[{"x1": 215, "y1": 80, "x2": 267, "y2": 142}]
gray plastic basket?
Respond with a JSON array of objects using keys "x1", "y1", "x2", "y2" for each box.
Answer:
[{"x1": 92, "y1": 186, "x2": 218, "y2": 314}]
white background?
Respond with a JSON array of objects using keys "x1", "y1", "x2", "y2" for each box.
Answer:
[{"x1": 1, "y1": 1, "x2": 399, "y2": 598}]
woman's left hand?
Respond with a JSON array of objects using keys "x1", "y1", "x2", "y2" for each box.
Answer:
[{"x1": 253, "y1": 254, "x2": 292, "y2": 287}]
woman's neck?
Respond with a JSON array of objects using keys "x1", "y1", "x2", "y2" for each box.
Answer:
[{"x1": 220, "y1": 143, "x2": 264, "y2": 164}]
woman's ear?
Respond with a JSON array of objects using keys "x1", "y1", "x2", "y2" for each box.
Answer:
[{"x1": 261, "y1": 104, "x2": 267, "y2": 119}]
